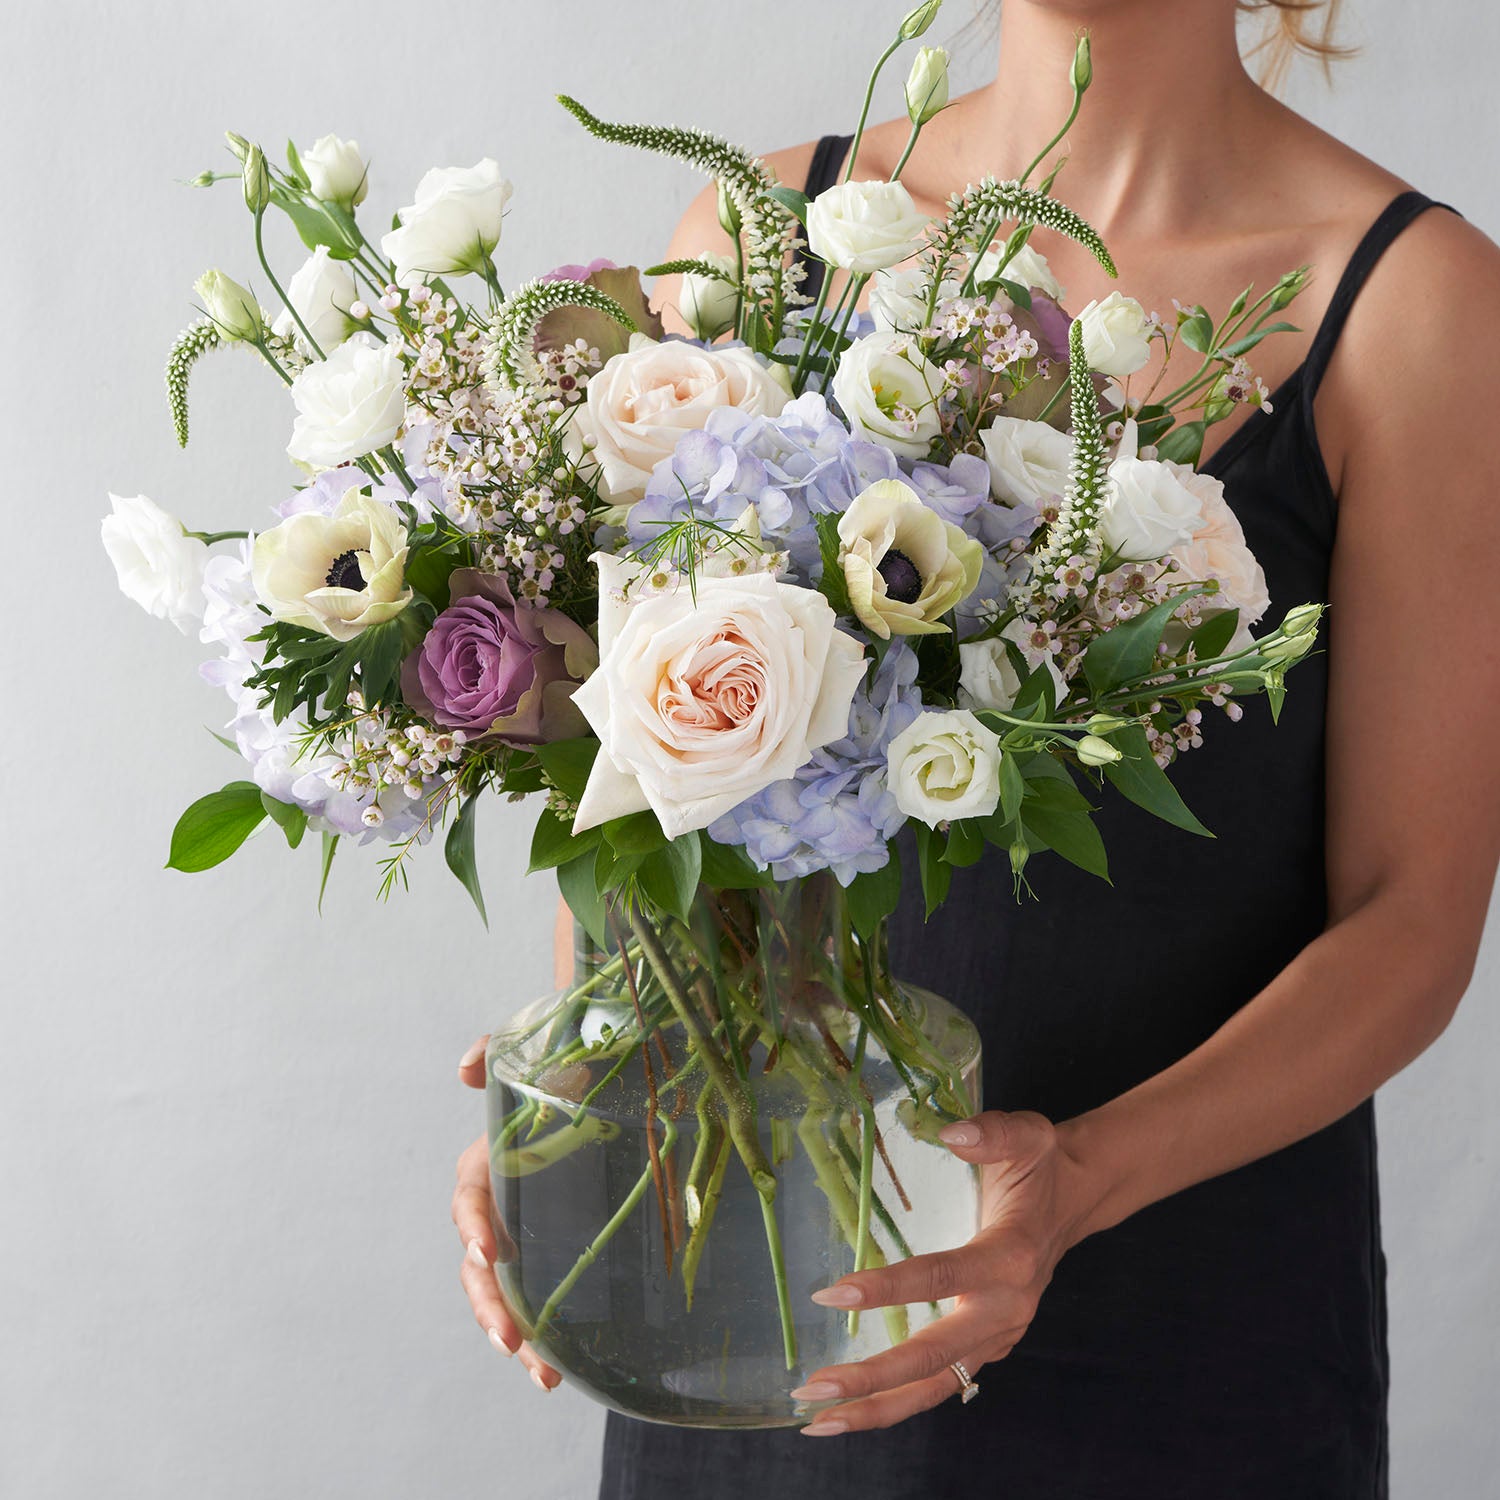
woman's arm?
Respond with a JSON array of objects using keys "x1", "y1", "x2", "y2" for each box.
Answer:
[{"x1": 789, "y1": 210, "x2": 1500, "y2": 1435}]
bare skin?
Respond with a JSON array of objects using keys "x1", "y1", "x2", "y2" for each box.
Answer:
[{"x1": 454, "y1": 0, "x2": 1500, "y2": 1432}]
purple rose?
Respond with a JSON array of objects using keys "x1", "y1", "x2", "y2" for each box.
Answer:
[{"x1": 401, "y1": 570, "x2": 598, "y2": 744}]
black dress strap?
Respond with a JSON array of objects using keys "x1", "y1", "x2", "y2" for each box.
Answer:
[
  {"x1": 1300, "y1": 190, "x2": 1453, "y2": 401},
  {"x1": 794, "y1": 134, "x2": 854, "y2": 303}
]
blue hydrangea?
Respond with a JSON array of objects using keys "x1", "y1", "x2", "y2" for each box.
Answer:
[{"x1": 708, "y1": 640, "x2": 921, "y2": 885}]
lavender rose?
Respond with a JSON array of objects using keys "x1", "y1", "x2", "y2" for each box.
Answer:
[{"x1": 401, "y1": 569, "x2": 597, "y2": 744}]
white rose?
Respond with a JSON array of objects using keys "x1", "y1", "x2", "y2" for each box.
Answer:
[
  {"x1": 286, "y1": 333, "x2": 406, "y2": 470},
  {"x1": 272, "y1": 246, "x2": 358, "y2": 354},
  {"x1": 1074, "y1": 292, "x2": 1152, "y2": 378},
  {"x1": 571, "y1": 556, "x2": 867, "y2": 840},
  {"x1": 1169, "y1": 478, "x2": 1270, "y2": 639},
  {"x1": 831, "y1": 331, "x2": 944, "y2": 459},
  {"x1": 870, "y1": 265, "x2": 950, "y2": 335},
  {"x1": 380, "y1": 160, "x2": 513, "y2": 283},
  {"x1": 571, "y1": 335, "x2": 790, "y2": 506},
  {"x1": 887, "y1": 708, "x2": 1002, "y2": 827},
  {"x1": 980, "y1": 415, "x2": 1072, "y2": 507},
  {"x1": 959, "y1": 619, "x2": 1067, "y2": 712},
  {"x1": 100, "y1": 493, "x2": 205, "y2": 635},
  {"x1": 838, "y1": 478, "x2": 983, "y2": 639},
  {"x1": 975, "y1": 241, "x2": 1065, "y2": 301},
  {"x1": 252, "y1": 487, "x2": 411, "y2": 642},
  {"x1": 806, "y1": 179, "x2": 929, "y2": 274},
  {"x1": 1102, "y1": 421, "x2": 1207, "y2": 560},
  {"x1": 679, "y1": 253, "x2": 740, "y2": 342},
  {"x1": 301, "y1": 134, "x2": 368, "y2": 209}
]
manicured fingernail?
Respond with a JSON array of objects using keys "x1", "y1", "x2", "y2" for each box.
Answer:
[
  {"x1": 458, "y1": 1039, "x2": 487, "y2": 1069},
  {"x1": 487, "y1": 1328, "x2": 513, "y2": 1358},
  {"x1": 790, "y1": 1380, "x2": 843, "y2": 1401},
  {"x1": 529, "y1": 1367, "x2": 553, "y2": 1393},
  {"x1": 938, "y1": 1121, "x2": 981, "y2": 1147},
  {"x1": 801, "y1": 1419, "x2": 848, "y2": 1437},
  {"x1": 811, "y1": 1284, "x2": 863, "y2": 1308},
  {"x1": 466, "y1": 1238, "x2": 490, "y2": 1269}
]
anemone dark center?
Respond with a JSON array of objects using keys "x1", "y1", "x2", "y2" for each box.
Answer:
[
  {"x1": 877, "y1": 548, "x2": 924, "y2": 605},
  {"x1": 325, "y1": 549, "x2": 365, "y2": 590}
]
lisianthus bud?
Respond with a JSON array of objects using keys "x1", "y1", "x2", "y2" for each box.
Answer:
[
  {"x1": 1084, "y1": 713, "x2": 1132, "y2": 735},
  {"x1": 242, "y1": 144, "x2": 271, "y2": 214},
  {"x1": 716, "y1": 179, "x2": 742, "y2": 237},
  {"x1": 194, "y1": 269, "x2": 264, "y2": 343},
  {"x1": 1259, "y1": 603, "x2": 1323, "y2": 665},
  {"x1": 1270, "y1": 265, "x2": 1311, "y2": 311},
  {"x1": 679, "y1": 253, "x2": 739, "y2": 342},
  {"x1": 1071, "y1": 34, "x2": 1093, "y2": 93},
  {"x1": 224, "y1": 130, "x2": 251, "y2": 163},
  {"x1": 899, "y1": 0, "x2": 943, "y2": 40},
  {"x1": 1076, "y1": 734, "x2": 1122, "y2": 767},
  {"x1": 905, "y1": 46, "x2": 950, "y2": 125},
  {"x1": 1280, "y1": 602, "x2": 1324, "y2": 636}
]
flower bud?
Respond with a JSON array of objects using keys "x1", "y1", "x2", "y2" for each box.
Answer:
[
  {"x1": 1084, "y1": 713, "x2": 1132, "y2": 736},
  {"x1": 224, "y1": 131, "x2": 251, "y2": 163},
  {"x1": 680, "y1": 253, "x2": 740, "y2": 342},
  {"x1": 1279, "y1": 603, "x2": 1323, "y2": 638},
  {"x1": 716, "y1": 179, "x2": 742, "y2": 238},
  {"x1": 905, "y1": 46, "x2": 950, "y2": 125},
  {"x1": 242, "y1": 144, "x2": 271, "y2": 215},
  {"x1": 194, "y1": 269, "x2": 265, "y2": 343},
  {"x1": 1076, "y1": 734, "x2": 1122, "y2": 767},
  {"x1": 1270, "y1": 265, "x2": 1311, "y2": 312},
  {"x1": 899, "y1": 0, "x2": 943, "y2": 40},
  {"x1": 1071, "y1": 34, "x2": 1093, "y2": 94}
]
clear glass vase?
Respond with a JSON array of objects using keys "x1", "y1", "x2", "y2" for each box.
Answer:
[{"x1": 485, "y1": 874, "x2": 982, "y2": 1429}]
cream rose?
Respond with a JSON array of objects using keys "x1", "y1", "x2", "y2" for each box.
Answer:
[
  {"x1": 301, "y1": 134, "x2": 368, "y2": 209},
  {"x1": 1169, "y1": 479, "x2": 1270, "y2": 640},
  {"x1": 1102, "y1": 421, "x2": 1207, "y2": 561},
  {"x1": 679, "y1": 253, "x2": 740, "y2": 342},
  {"x1": 252, "y1": 487, "x2": 411, "y2": 641},
  {"x1": 571, "y1": 334, "x2": 790, "y2": 506},
  {"x1": 831, "y1": 331, "x2": 944, "y2": 459},
  {"x1": 869, "y1": 265, "x2": 951, "y2": 335},
  {"x1": 838, "y1": 479, "x2": 983, "y2": 639},
  {"x1": 980, "y1": 415, "x2": 1073, "y2": 508},
  {"x1": 959, "y1": 619, "x2": 1067, "y2": 712},
  {"x1": 975, "y1": 242, "x2": 1065, "y2": 301},
  {"x1": 1074, "y1": 292, "x2": 1152, "y2": 378},
  {"x1": 806, "y1": 179, "x2": 929, "y2": 274},
  {"x1": 380, "y1": 160, "x2": 512, "y2": 283},
  {"x1": 273, "y1": 246, "x2": 358, "y2": 354},
  {"x1": 571, "y1": 556, "x2": 867, "y2": 839},
  {"x1": 285, "y1": 334, "x2": 406, "y2": 470},
  {"x1": 101, "y1": 493, "x2": 206, "y2": 635},
  {"x1": 887, "y1": 709, "x2": 1002, "y2": 827}
]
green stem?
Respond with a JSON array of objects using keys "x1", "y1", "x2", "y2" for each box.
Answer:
[
  {"x1": 889, "y1": 119, "x2": 922, "y2": 182},
  {"x1": 254, "y1": 209, "x2": 325, "y2": 359},
  {"x1": 1035, "y1": 373, "x2": 1072, "y2": 425},
  {"x1": 846, "y1": 37, "x2": 903, "y2": 183},
  {"x1": 185, "y1": 529, "x2": 249, "y2": 545},
  {"x1": 790, "y1": 264, "x2": 836, "y2": 394},
  {"x1": 757, "y1": 1170, "x2": 799, "y2": 1369},
  {"x1": 251, "y1": 339, "x2": 295, "y2": 387}
]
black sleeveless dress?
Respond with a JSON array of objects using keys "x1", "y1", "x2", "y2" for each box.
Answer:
[{"x1": 599, "y1": 138, "x2": 1451, "y2": 1499}]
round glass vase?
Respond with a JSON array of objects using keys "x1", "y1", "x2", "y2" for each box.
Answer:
[{"x1": 485, "y1": 874, "x2": 982, "y2": 1429}]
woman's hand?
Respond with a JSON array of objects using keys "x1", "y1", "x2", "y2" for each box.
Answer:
[
  {"x1": 790, "y1": 1109, "x2": 1097, "y2": 1435},
  {"x1": 452, "y1": 1035, "x2": 562, "y2": 1394}
]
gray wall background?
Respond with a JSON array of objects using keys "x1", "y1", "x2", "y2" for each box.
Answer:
[{"x1": 3, "y1": 2, "x2": 1496, "y2": 1495}]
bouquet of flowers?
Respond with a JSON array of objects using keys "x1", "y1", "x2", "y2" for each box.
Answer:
[{"x1": 104, "y1": 0, "x2": 1320, "y2": 1427}]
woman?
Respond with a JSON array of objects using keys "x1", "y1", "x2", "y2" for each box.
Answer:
[{"x1": 453, "y1": 0, "x2": 1500, "y2": 1493}]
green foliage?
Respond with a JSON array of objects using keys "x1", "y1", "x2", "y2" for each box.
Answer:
[
  {"x1": 1101, "y1": 724, "x2": 1214, "y2": 838},
  {"x1": 167, "y1": 782, "x2": 267, "y2": 872},
  {"x1": 261, "y1": 791, "x2": 307, "y2": 849},
  {"x1": 1176, "y1": 305, "x2": 1215, "y2": 353},
  {"x1": 165, "y1": 317, "x2": 222, "y2": 448},
  {"x1": 528, "y1": 807, "x2": 601, "y2": 873},
  {"x1": 644, "y1": 257, "x2": 741, "y2": 282},
  {"x1": 939, "y1": 177, "x2": 1116, "y2": 281},
  {"x1": 814, "y1": 513, "x2": 852, "y2": 617},
  {"x1": 444, "y1": 794, "x2": 487, "y2": 926},
  {"x1": 318, "y1": 832, "x2": 339, "y2": 913},
  {"x1": 246, "y1": 614, "x2": 419, "y2": 727},
  {"x1": 535, "y1": 737, "x2": 600, "y2": 803},
  {"x1": 636, "y1": 834, "x2": 703, "y2": 923},
  {"x1": 912, "y1": 823, "x2": 952, "y2": 916},
  {"x1": 846, "y1": 848, "x2": 903, "y2": 940},
  {"x1": 698, "y1": 838, "x2": 775, "y2": 890},
  {"x1": 1154, "y1": 420, "x2": 1206, "y2": 467},
  {"x1": 1080, "y1": 588, "x2": 1208, "y2": 697},
  {"x1": 1187, "y1": 608, "x2": 1242, "y2": 662},
  {"x1": 558, "y1": 849, "x2": 610, "y2": 950}
]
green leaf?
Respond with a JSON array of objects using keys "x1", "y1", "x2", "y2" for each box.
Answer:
[
  {"x1": 284, "y1": 138, "x2": 310, "y2": 190},
  {"x1": 166, "y1": 782, "x2": 268, "y2": 873},
  {"x1": 999, "y1": 751, "x2": 1026, "y2": 824},
  {"x1": 1102, "y1": 724, "x2": 1214, "y2": 838},
  {"x1": 1021, "y1": 765, "x2": 1094, "y2": 814},
  {"x1": 699, "y1": 837, "x2": 775, "y2": 890},
  {"x1": 535, "y1": 737, "x2": 599, "y2": 803},
  {"x1": 767, "y1": 185, "x2": 810, "y2": 224},
  {"x1": 405, "y1": 541, "x2": 464, "y2": 612},
  {"x1": 357, "y1": 620, "x2": 404, "y2": 707},
  {"x1": 1177, "y1": 307, "x2": 1214, "y2": 353},
  {"x1": 814, "y1": 513, "x2": 852, "y2": 616},
  {"x1": 318, "y1": 832, "x2": 339, "y2": 913},
  {"x1": 1021, "y1": 805, "x2": 1110, "y2": 881},
  {"x1": 636, "y1": 833, "x2": 702, "y2": 923},
  {"x1": 602, "y1": 809, "x2": 668, "y2": 856},
  {"x1": 846, "y1": 846, "x2": 903, "y2": 939},
  {"x1": 273, "y1": 192, "x2": 360, "y2": 260},
  {"x1": 993, "y1": 276, "x2": 1032, "y2": 309},
  {"x1": 1219, "y1": 321, "x2": 1298, "y2": 359},
  {"x1": 1154, "y1": 420, "x2": 1207, "y2": 467},
  {"x1": 260, "y1": 791, "x2": 307, "y2": 850},
  {"x1": 941, "y1": 820, "x2": 985, "y2": 867},
  {"x1": 528, "y1": 807, "x2": 602, "y2": 873},
  {"x1": 1081, "y1": 590, "x2": 1204, "y2": 695},
  {"x1": 912, "y1": 823, "x2": 951, "y2": 917},
  {"x1": 558, "y1": 850, "x2": 610, "y2": 951},
  {"x1": 595, "y1": 838, "x2": 646, "y2": 893},
  {"x1": 1010, "y1": 657, "x2": 1058, "y2": 721},
  {"x1": 1187, "y1": 608, "x2": 1241, "y2": 662},
  {"x1": 444, "y1": 795, "x2": 488, "y2": 926}
]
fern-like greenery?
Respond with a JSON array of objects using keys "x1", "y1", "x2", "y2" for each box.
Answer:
[
  {"x1": 643, "y1": 257, "x2": 738, "y2": 284},
  {"x1": 937, "y1": 177, "x2": 1117, "y2": 283},
  {"x1": 165, "y1": 318, "x2": 222, "y2": 448},
  {"x1": 486, "y1": 277, "x2": 636, "y2": 393}
]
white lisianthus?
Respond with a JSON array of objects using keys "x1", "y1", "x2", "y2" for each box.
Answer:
[
  {"x1": 194, "y1": 269, "x2": 264, "y2": 343},
  {"x1": 806, "y1": 180, "x2": 929, "y2": 274},
  {"x1": 1168, "y1": 475, "x2": 1270, "y2": 638},
  {"x1": 570, "y1": 334, "x2": 789, "y2": 506},
  {"x1": 869, "y1": 265, "x2": 950, "y2": 334},
  {"x1": 980, "y1": 415, "x2": 1073, "y2": 507},
  {"x1": 272, "y1": 246, "x2": 358, "y2": 353},
  {"x1": 301, "y1": 134, "x2": 368, "y2": 209},
  {"x1": 380, "y1": 160, "x2": 512, "y2": 283},
  {"x1": 975, "y1": 241, "x2": 1065, "y2": 301},
  {"x1": 570, "y1": 556, "x2": 867, "y2": 839},
  {"x1": 905, "y1": 46, "x2": 950, "y2": 125},
  {"x1": 1074, "y1": 292, "x2": 1152, "y2": 378},
  {"x1": 831, "y1": 331, "x2": 944, "y2": 458},
  {"x1": 100, "y1": 493, "x2": 206, "y2": 635},
  {"x1": 285, "y1": 334, "x2": 406, "y2": 470},
  {"x1": 887, "y1": 708, "x2": 1003, "y2": 827},
  {"x1": 1102, "y1": 420, "x2": 1206, "y2": 560},
  {"x1": 959, "y1": 619, "x2": 1067, "y2": 712},
  {"x1": 838, "y1": 479, "x2": 983, "y2": 639},
  {"x1": 678, "y1": 253, "x2": 740, "y2": 341},
  {"x1": 252, "y1": 487, "x2": 411, "y2": 641}
]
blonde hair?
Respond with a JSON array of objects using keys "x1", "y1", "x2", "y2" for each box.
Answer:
[{"x1": 1239, "y1": 1, "x2": 1354, "y2": 90}]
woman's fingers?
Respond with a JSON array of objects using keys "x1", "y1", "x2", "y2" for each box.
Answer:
[
  {"x1": 800, "y1": 1351, "x2": 996, "y2": 1436},
  {"x1": 457, "y1": 1034, "x2": 490, "y2": 1091},
  {"x1": 452, "y1": 1136, "x2": 498, "y2": 1263},
  {"x1": 791, "y1": 1306, "x2": 987, "y2": 1404},
  {"x1": 459, "y1": 1252, "x2": 523, "y2": 1355},
  {"x1": 812, "y1": 1239, "x2": 993, "y2": 1311}
]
